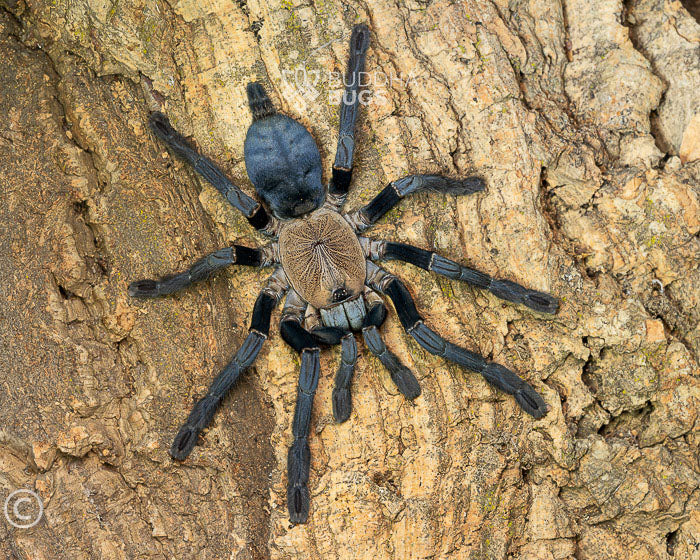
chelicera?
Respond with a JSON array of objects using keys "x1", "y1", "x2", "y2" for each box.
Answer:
[{"x1": 128, "y1": 24, "x2": 559, "y2": 524}]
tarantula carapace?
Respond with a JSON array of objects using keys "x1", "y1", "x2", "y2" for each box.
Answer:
[{"x1": 128, "y1": 24, "x2": 559, "y2": 524}]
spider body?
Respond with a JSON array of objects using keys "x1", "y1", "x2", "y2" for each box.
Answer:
[
  {"x1": 278, "y1": 208, "x2": 366, "y2": 309},
  {"x1": 244, "y1": 109, "x2": 325, "y2": 219},
  {"x1": 129, "y1": 24, "x2": 559, "y2": 525}
]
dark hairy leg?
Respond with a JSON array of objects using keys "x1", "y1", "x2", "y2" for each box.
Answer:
[
  {"x1": 278, "y1": 289, "x2": 344, "y2": 523},
  {"x1": 332, "y1": 333, "x2": 358, "y2": 423},
  {"x1": 366, "y1": 262, "x2": 548, "y2": 418},
  {"x1": 328, "y1": 24, "x2": 371, "y2": 206},
  {"x1": 128, "y1": 245, "x2": 270, "y2": 298},
  {"x1": 361, "y1": 298, "x2": 421, "y2": 400},
  {"x1": 148, "y1": 112, "x2": 274, "y2": 233},
  {"x1": 288, "y1": 348, "x2": 321, "y2": 524},
  {"x1": 169, "y1": 268, "x2": 288, "y2": 460},
  {"x1": 282, "y1": 292, "x2": 359, "y2": 424},
  {"x1": 345, "y1": 174, "x2": 485, "y2": 232},
  {"x1": 362, "y1": 239, "x2": 559, "y2": 314}
]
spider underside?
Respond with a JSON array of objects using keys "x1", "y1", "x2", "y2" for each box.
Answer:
[{"x1": 128, "y1": 24, "x2": 559, "y2": 525}]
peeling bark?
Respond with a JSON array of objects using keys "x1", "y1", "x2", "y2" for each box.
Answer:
[{"x1": 0, "y1": 1, "x2": 698, "y2": 559}]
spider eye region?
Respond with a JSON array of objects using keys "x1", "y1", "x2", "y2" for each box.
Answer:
[
  {"x1": 332, "y1": 287, "x2": 349, "y2": 302},
  {"x1": 244, "y1": 114, "x2": 324, "y2": 219}
]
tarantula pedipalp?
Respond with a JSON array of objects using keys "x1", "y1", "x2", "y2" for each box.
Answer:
[{"x1": 128, "y1": 24, "x2": 559, "y2": 525}]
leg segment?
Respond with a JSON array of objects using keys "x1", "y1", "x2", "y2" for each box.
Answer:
[
  {"x1": 277, "y1": 290, "x2": 335, "y2": 523},
  {"x1": 289, "y1": 295, "x2": 358, "y2": 423},
  {"x1": 148, "y1": 112, "x2": 275, "y2": 234},
  {"x1": 328, "y1": 24, "x2": 371, "y2": 207},
  {"x1": 280, "y1": 290, "x2": 345, "y2": 351},
  {"x1": 345, "y1": 174, "x2": 485, "y2": 232},
  {"x1": 366, "y1": 262, "x2": 547, "y2": 418},
  {"x1": 361, "y1": 293, "x2": 420, "y2": 400},
  {"x1": 362, "y1": 239, "x2": 558, "y2": 314},
  {"x1": 170, "y1": 268, "x2": 288, "y2": 460},
  {"x1": 362, "y1": 326, "x2": 421, "y2": 400},
  {"x1": 288, "y1": 348, "x2": 321, "y2": 524},
  {"x1": 332, "y1": 334, "x2": 358, "y2": 423},
  {"x1": 128, "y1": 244, "x2": 271, "y2": 298}
]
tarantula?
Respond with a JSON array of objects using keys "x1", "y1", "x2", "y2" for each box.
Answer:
[{"x1": 128, "y1": 24, "x2": 558, "y2": 524}]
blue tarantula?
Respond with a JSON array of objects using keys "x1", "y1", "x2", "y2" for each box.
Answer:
[{"x1": 128, "y1": 24, "x2": 558, "y2": 524}]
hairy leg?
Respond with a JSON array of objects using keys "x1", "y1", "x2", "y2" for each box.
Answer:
[
  {"x1": 361, "y1": 295, "x2": 421, "y2": 400},
  {"x1": 128, "y1": 244, "x2": 271, "y2": 298},
  {"x1": 366, "y1": 262, "x2": 548, "y2": 418},
  {"x1": 148, "y1": 112, "x2": 274, "y2": 234},
  {"x1": 332, "y1": 334, "x2": 358, "y2": 423},
  {"x1": 169, "y1": 268, "x2": 288, "y2": 460},
  {"x1": 362, "y1": 238, "x2": 558, "y2": 314},
  {"x1": 287, "y1": 348, "x2": 321, "y2": 524},
  {"x1": 277, "y1": 289, "x2": 344, "y2": 523},
  {"x1": 327, "y1": 24, "x2": 371, "y2": 208},
  {"x1": 345, "y1": 174, "x2": 485, "y2": 232}
]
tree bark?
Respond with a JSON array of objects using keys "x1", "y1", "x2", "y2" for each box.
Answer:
[{"x1": 0, "y1": 0, "x2": 698, "y2": 559}]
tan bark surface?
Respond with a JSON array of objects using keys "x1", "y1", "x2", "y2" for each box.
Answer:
[{"x1": 0, "y1": 0, "x2": 698, "y2": 558}]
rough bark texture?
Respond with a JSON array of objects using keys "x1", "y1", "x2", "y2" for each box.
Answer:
[{"x1": 0, "y1": 0, "x2": 698, "y2": 559}]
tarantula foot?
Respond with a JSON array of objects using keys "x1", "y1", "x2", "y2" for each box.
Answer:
[
  {"x1": 350, "y1": 24, "x2": 370, "y2": 56},
  {"x1": 522, "y1": 291, "x2": 559, "y2": 314},
  {"x1": 148, "y1": 112, "x2": 196, "y2": 159},
  {"x1": 332, "y1": 387, "x2": 352, "y2": 423},
  {"x1": 148, "y1": 112, "x2": 176, "y2": 140},
  {"x1": 423, "y1": 175, "x2": 486, "y2": 195},
  {"x1": 441, "y1": 176, "x2": 486, "y2": 195},
  {"x1": 515, "y1": 388, "x2": 548, "y2": 419},
  {"x1": 287, "y1": 439, "x2": 311, "y2": 523},
  {"x1": 391, "y1": 366, "x2": 421, "y2": 400},
  {"x1": 287, "y1": 484, "x2": 310, "y2": 524},
  {"x1": 170, "y1": 425, "x2": 199, "y2": 460},
  {"x1": 128, "y1": 279, "x2": 159, "y2": 298},
  {"x1": 481, "y1": 363, "x2": 547, "y2": 418},
  {"x1": 490, "y1": 279, "x2": 559, "y2": 314}
]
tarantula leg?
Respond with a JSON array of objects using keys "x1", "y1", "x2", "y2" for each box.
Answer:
[
  {"x1": 275, "y1": 290, "x2": 327, "y2": 523},
  {"x1": 328, "y1": 24, "x2": 371, "y2": 207},
  {"x1": 362, "y1": 239, "x2": 559, "y2": 314},
  {"x1": 148, "y1": 112, "x2": 274, "y2": 234},
  {"x1": 407, "y1": 321, "x2": 545, "y2": 416},
  {"x1": 280, "y1": 290, "x2": 345, "y2": 350},
  {"x1": 366, "y1": 262, "x2": 548, "y2": 418},
  {"x1": 170, "y1": 331, "x2": 265, "y2": 459},
  {"x1": 128, "y1": 245, "x2": 270, "y2": 298},
  {"x1": 332, "y1": 334, "x2": 358, "y2": 423},
  {"x1": 346, "y1": 174, "x2": 485, "y2": 232},
  {"x1": 170, "y1": 269, "x2": 288, "y2": 460},
  {"x1": 288, "y1": 348, "x2": 321, "y2": 524},
  {"x1": 361, "y1": 297, "x2": 420, "y2": 400},
  {"x1": 363, "y1": 326, "x2": 421, "y2": 400},
  {"x1": 279, "y1": 292, "x2": 355, "y2": 423}
]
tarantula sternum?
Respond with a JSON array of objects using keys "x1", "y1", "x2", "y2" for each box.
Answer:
[{"x1": 128, "y1": 24, "x2": 559, "y2": 525}]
